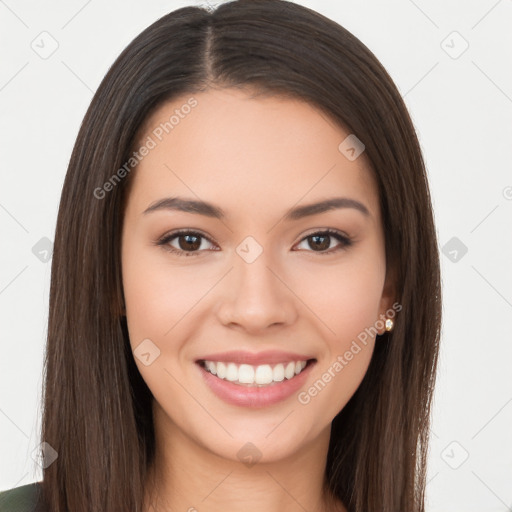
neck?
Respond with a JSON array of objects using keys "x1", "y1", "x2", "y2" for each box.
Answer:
[{"x1": 142, "y1": 404, "x2": 346, "y2": 512}]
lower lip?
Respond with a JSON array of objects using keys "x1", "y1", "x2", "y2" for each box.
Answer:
[{"x1": 197, "y1": 361, "x2": 316, "y2": 408}]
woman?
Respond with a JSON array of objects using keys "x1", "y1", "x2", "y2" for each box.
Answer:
[{"x1": 0, "y1": 0, "x2": 441, "y2": 510}]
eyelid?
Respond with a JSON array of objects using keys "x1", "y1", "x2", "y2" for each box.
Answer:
[
  {"x1": 292, "y1": 228, "x2": 352, "y2": 254},
  {"x1": 156, "y1": 228, "x2": 217, "y2": 253},
  {"x1": 297, "y1": 227, "x2": 351, "y2": 242},
  {"x1": 156, "y1": 227, "x2": 352, "y2": 256}
]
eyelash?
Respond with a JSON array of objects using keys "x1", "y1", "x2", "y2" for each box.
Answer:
[{"x1": 155, "y1": 228, "x2": 353, "y2": 257}]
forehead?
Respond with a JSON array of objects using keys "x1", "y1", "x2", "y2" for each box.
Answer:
[{"x1": 126, "y1": 88, "x2": 380, "y2": 222}]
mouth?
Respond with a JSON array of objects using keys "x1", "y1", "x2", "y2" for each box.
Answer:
[
  {"x1": 196, "y1": 358, "x2": 317, "y2": 387},
  {"x1": 195, "y1": 353, "x2": 317, "y2": 408}
]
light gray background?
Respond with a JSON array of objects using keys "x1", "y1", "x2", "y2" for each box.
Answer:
[{"x1": 1, "y1": 1, "x2": 511, "y2": 510}]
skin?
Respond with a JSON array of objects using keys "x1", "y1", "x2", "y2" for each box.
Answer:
[{"x1": 121, "y1": 87, "x2": 395, "y2": 512}]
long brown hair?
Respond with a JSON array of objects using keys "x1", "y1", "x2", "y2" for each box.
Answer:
[{"x1": 38, "y1": 1, "x2": 441, "y2": 510}]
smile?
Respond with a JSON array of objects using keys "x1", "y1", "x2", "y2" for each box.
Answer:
[
  {"x1": 199, "y1": 359, "x2": 310, "y2": 387},
  {"x1": 196, "y1": 357, "x2": 317, "y2": 408}
]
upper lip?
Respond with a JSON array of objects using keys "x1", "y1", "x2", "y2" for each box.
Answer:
[{"x1": 196, "y1": 350, "x2": 316, "y2": 366}]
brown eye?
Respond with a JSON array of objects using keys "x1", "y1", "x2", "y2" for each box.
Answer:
[
  {"x1": 307, "y1": 234, "x2": 331, "y2": 251},
  {"x1": 295, "y1": 230, "x2": 352, "y2": 254},
  {"x1": 157, "y1": 230, "x2": 216, "y2": 256},
  {"x1": 177, "y1": 233, "x2": 201, "y2": 251}
]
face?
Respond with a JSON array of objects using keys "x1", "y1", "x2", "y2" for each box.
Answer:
[{"x1": 121, "y1": 87, "x2": 395, "y2": 464}]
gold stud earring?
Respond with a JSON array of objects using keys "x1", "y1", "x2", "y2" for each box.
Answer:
[{"x1": 385, "y1": 318, "x2": 394, "y2": 332}]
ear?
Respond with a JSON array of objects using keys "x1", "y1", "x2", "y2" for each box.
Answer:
[{"x1": 376, "y1": 265, "x2": 398, "y2": 335}]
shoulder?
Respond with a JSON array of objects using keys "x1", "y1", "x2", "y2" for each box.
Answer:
[{"x1": 0, "y1": 482, "x2": 42, "y2": 512}]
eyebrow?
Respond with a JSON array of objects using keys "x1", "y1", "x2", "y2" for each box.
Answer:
[{"x1": 142, "y1": 196, "x2": 370, "y2": 220}]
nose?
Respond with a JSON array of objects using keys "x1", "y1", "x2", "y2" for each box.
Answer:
[{"x1": 215, "y1": 250, "x2": 298, "y2": 333}]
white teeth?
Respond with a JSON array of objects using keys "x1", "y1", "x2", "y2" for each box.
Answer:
[
  {"x1": 238, "y1": 364, "x2": 255, "y2": 384},
  {"x1": 255, "y1": 364, "x2": 273, "y2": 385},
  {"x1": 216, "y1": 362, "x2": 227, "y2": 379},
  {"x1": 273, "y1": 363, "x2": 285, "y2": 382},
  {"x1": 225, "y1": 363, "x2": 238, "y2": 382},
  {"x1": 284, "y1": 362, "x2": 295, "y2": 379},
  {"x1": 201, "y1": 359, "x2": 310, "y2": 386},
  {"x1": 205, "y1": 361, "x2": 217, "y2": 375}
]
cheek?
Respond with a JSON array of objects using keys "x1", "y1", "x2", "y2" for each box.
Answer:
[
  {"x1": 297, "y1": 275, "x2": 381, "y2": 419},
  {"x1": 121, "y1": 244, "x2": 201, "y2": 397},
  {"x1": 292, "y1": 255, "x2": 385, "y2": 343},
  {"x1": 121, "y1": 239, "x2": 181, "y2": 346},
  {"x1": 289, "y1": 251, "x2": 384, "y2": 414},
  {"x1": 122, "y1": 230, "x2": 211, "y2": 328}
]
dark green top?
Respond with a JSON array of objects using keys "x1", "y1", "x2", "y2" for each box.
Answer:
[{"x1": 0, "y1": 482, "x2": 42, "y2": 512}]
